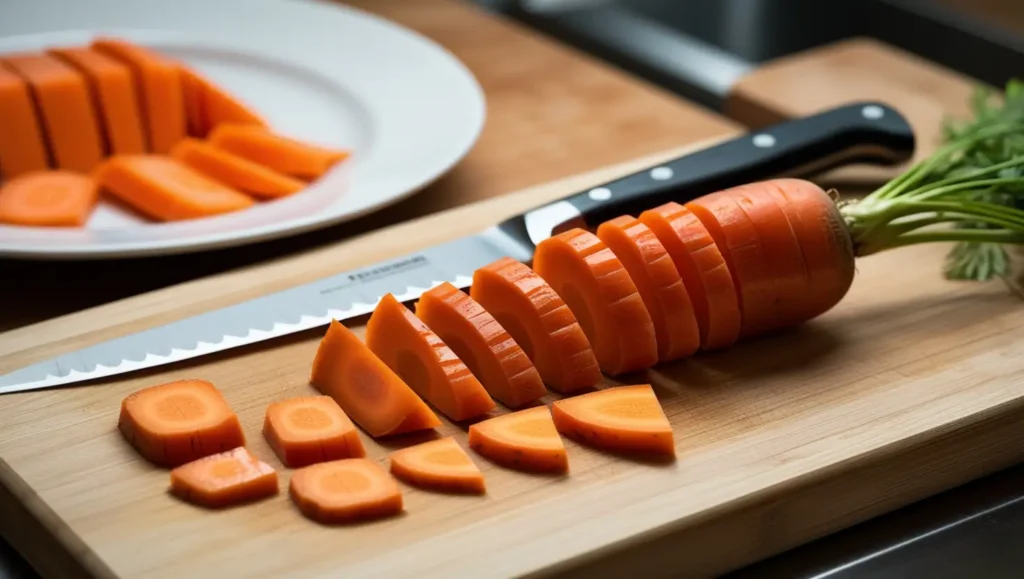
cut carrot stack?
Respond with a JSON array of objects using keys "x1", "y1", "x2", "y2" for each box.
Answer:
[
  {"x1": 290, "y1": 458, "x2": 404, "y2": 524},
  {"x1": 389, "y1": 436, "x2": 486, "y2": 495},
  {"x1": 180, "y1": 66, "x2": 266, "y2": 137},
  {"x1": 263, "y1": 395, "x2": 366, "y2": 468},
  {"x1": 171, "y1": 137, "x2": 304, "y2": 199},
  {"x1": 0, "y1": 64, "x2": 49, "y2": 179},
  {"x1": 468, "y1": 406, "x2": 568, "y2": 474},
  {"x1": 169, "y1": 447, "x2": 278, "y2": 508},
  {"x1": 551, "y1": 384, "x2": 675, "y2": 458},
  {"x1": 209, "y1": 124, "x2": 349, "y2": 180},
  {"x1": 0, "y1": 171, "x2": 98, "y2": 227}
]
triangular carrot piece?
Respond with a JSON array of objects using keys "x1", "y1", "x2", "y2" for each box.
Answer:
[
  {"x1": 467, "y1": 406, "x2": 568, "y2": 474},
  {"x1": 208, "y1": 123, "x2": 348, "y2": 180},
  {"x1": 389, "y1": 436, "x2": 486, "y2": 494},
  {"x1": 289, "y1": 458, "x2": 404, "y2": 524},
  {"x1": 169, "y1": 447, "x2": 278, "y2": 508},
  {"x1": 263, "y1": 395, "x2": 366, "y2": 468},
  {"x1": 551, "y1": 384, "x2": 675, "y2": 458},
  {"x1": 179, "y1": 66, "x2": 266, "y2": 137}
]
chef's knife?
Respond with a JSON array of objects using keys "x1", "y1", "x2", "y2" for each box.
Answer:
[{"x1": 0, "y1": 102, "x2": 915, "y2": 395}]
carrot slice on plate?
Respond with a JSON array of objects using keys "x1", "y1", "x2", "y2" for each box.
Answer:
[
  {"x1": 179, "y1": 66, "x2": 266, "y2": 136},
  {"x1": 208, "y1": 123, "x2": 349, "y2": 180},
  {"x1": 310, "y1": 319, "x2": 441, "y2": 437},
  {"x1": 0, "y1": 171, "x2": 98, "y2": 227},
  {"x1": 551, "y1": 384, "x2": 675, "y2": 458},
  {"x1": 263, "y1": 395, "x2": 366, "y2": 468},
  {"x1": 118, "y1": 379, "x2": 246, "y2": 467},
  {"x1": 415, "y1": 282, "x2": 547, "y2": 409},
  {"x1": 171, "y1": 137, "x2": 304, "y2": 199},
  {"x1": 290, "y1": 458, "x2": 404, "y2": 524},
  {"x1": 0, "y1": 64, "x2": 49, "y2": 179},
  {"x1": 366, "y1": 293, "x2": 496, "y2": 422},
  {"x1": 389, "y1": 436, "x2": 486, "y2": 494},
  {"x1": 467, "y1": 406, "x2": 568, "y2": 474},
  {"x1": 169, "y1": 447, "x2": 278, "y2": 508}
]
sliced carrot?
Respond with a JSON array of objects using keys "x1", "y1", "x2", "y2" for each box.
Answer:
[
  {"x1": 310, "y1": 319, "x2": 441, "y2": 437},
  {"x1": 169, "y1": 447, "x2": 278, "y2": 508},
  {"x1": 532, "y1": 228, "x2": 658, "y2": 376},
  {"x1": 366, "y1": 293, "x2": 496, "y2": 422},
  {"x1": 0, "y1": 64, "x2": 49, "y2": 179},
  {"x1": 2, "y1": 53, "x2": 104, "y2": 172},
  {"x1": 117, "y1": 379, "x2": 246, "y2": 468},
  {"x1": 48, "y1": 47, "x2": 146, "y2": 155},
  {"x1": 414, "y1": 282, "x2": 547, "y2": 409},
  {"x1": 389, "y1": 436, "x2": 486, "y2": 494},
  {"x1": 596, "y1": 215, "x2": 700, "y2": 362},
  {"x1": 470, "y1": 257, "x2": 601, "y2": 393},
  {"x1": 468, "y1": 406, "x2": 568, "y2": 474},
  {"x1": 93, "y1": 154, "x2": 254, "y2": 221},
  {"x1": 639, "y1": 202, "x2": 742, "y2": 350},
  {"x1": 263, "y1": 395, "x2": 366, "y2": 468},
  {"x1": 208, "y1": 124, "x2": 349, "y2": 180},
  {"x1": 170, "y1": 137, "x2": 304, "y2": 199},
  {"x1": 289, "y1": 458, "x2": 404, "y2": 524},
  {"x1": 551, "y1": 384, "x2": 675, "y2": 458},
  {"x1": 0, "y1": 171, "x2": 97, "y2": 227},
  {"x1": 179, "y1": 66, "x2": 266, "y2": 136}
]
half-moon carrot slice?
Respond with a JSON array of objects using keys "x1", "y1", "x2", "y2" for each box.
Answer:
[
  {"x1": 179, "y1": 66, "x2": 266, "y2": 137},
  {"x1": 208, "y1": 124, "x2": 349, "y2": 180},
  {"x1": 263, "y1": 395, "x2": 366, "y2": 468},
  {"x1": 467, "y1": 406, "x2": 568, "y2": 474},
  {"x1": 118, "y1": 379, "x2": 246, "y2": 468},
  {"x1": 470, "y1": 257, "x2": 601, "y2": 394},
  {"x1": 389, "y1": 436, "x2": 486, "y2": 494},
  {"x1": 0, "y1": 171, "x2": 98, "y2": 227},
  {"x1": 171, "y1": 137, "x2": 305, "y2": 199},
  {"x1": 310, "y1": 319, "x2": 441, "y2": 438},
  {"x1": 596, "y1": 215, "x2": 700, "y2": 362},
  {"x1": 169, "y1": 447, "x2": 278, "y2": 508},
  {"x1": 532, "y1": 228, "x2": 658, "y2": 376},
  {"x1": 551, "y1": 384, "x2": 675, "y2": 458},
  {"x1": 0, "y1": 64, "x2": 50, "y2": 178},
  {"x1": 289, "y1": 458, "x2": 404, "y2": 524},
  {"x1": 639, "y1": 202, "x2": 741, "y2": 350},
  {"x1": 414, "y1": 282, "x2": 547, "y2": 409},
  {"x1": 366, "y1": 293, "x2": 496, "y2": 422}
]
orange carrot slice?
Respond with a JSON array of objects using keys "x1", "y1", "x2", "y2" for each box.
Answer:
[
  {"x1": 415, "y1": 282, "x2": 547, "y2": 409},
  {"x1": 551, "y1": 384, "x2": 675, "y2": 458},
  {"x1": 470, "y1": 257, "x2": 601, "y2": 393},
  {"x1": 93, "y1": 155, "x2": 254, "y2": 221},
  {"x1": 263, "y1": 395, "x2": 366, "y2": 468},
  {"x1": 0, "y1": 64, "x2": 49, "y2": 179},
  {"x1": 467, "y1": 406, "x2": 568, "y2": 474},
  {"x1": 209, "y1": 124, "x2": 349, "y2": 180},
  {"x1": 169, "y1": 447, "x2": 278, "y2": 508},
  {"x1": 310, "y1": 319, "x2": 441, "y2": 437},
  {"x1": 366, "y1": 293, "x2": 496, "y2": 422},
  {"x1": 179, "y1": 66, "x2": 266, "y2": 136},
  {"x1": 289, "y1": 458, "x2": 404, "y2": 524},
  {"x1": 532, "y1": 228, "x2": 658, "y2": 376},
  {"x1": 0, "y1": 171, "x2": 97, "y2": 227},
  {"x1": 596, "y1": 215, "x2": 700, "y2": 362},
  {"x1": 118, "y1": 379, "x2": 246, "y2": 468},
  {"x1": 171, "y1": 137, "x2": 304, "y2": 199},
  {"x1": 389, "y1": 436, "x2": 486, "y2": 494}
]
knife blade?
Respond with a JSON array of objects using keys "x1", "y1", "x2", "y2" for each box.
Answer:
[{"x1": 0, "y1": 102, "x2": 915, "y2": 395}]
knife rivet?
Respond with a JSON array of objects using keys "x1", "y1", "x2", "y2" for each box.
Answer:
[
  {"x1": 588, "y1": 187, "x2": 612, "y2": 200},
  {"x1": 649, "y1": 167, "x2": 673, "y2": 180},
  {"x1": 862, "y1": 105, "x2": 885, "y2": 120},
  {"x1": 752, "y1": 134, "x2": 776, "y2": 148}
]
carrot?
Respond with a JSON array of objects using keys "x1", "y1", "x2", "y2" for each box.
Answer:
[
  {"x1": 310, "y1": 319, "x2": 441, "y2": 437},
  {"x1": 470, "y1": 257, "x2": 601, "y2": 393},
  {"x1": 91, "y1": 37, "x2": 185, "y2": 153},
  {"x1": 0, "y1": 171, "x2": 97, "y2": 227},
  {"x1": 170, "y1": 137, "x2": 304, "y2": 199},
  {"x1": 93, "y1": 154, "x2": 254, "y2": 221},
  {"x1": 551, "y1": 384, "x2": 675, "y2": 458},
  {"x1": 467, "y1": 406, "x2": 568, "y2": 474},
  {"x1": 596, "y1": 215, "x2": 700, "y2": 362},
  {"x1": 414, "y1": 282, "x2": 547, "y2": 409},
  {"x1": 388, "y1": 436, "x2": 486, "y2": 494},
  {"x1": 169, "y1": 447, "x2": 278, "y2": 508},
  {"x1": 532, "y1": 228, "x2": 658, "y2": 376},
  {"x1": 0, "y1": 64, "x2": 49, "y2": 179},
  {"x1": 638, "y1": 202, "x2": 741, "y2": 350},
  {"x1": 366, "y1": 293, "x2": 496, "y2": 422},
  {"x1": 1, "y1": 53, "x2": 104, "y2": 173},
  {"x1": 262, "y1": 395, "x2": 366, "y2": 468},
  {"x1": 48, "y1": 47, "x2": 146, "y2": 155},
  {"x1": 208, "y1": 124, "x2": 349, "y2": 180},
  {"x1": 179, "y1": 66, "x2": 266, "y2": 137},
  {"x1": 117, "y1": 379, "x2": 246, "y2": 468},
  {"x1": 289, "y1": 458, "x2": 404, "y2": 524}
]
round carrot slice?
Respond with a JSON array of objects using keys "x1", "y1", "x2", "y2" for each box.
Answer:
[
  {"x1": 262, "y1": 395, "x2": 366, "y2": 468},
  {"x1": 467, "y1": 406, "x2": 568, "y2": 474},
  {"x1": 389, "y1": 436, "x2": 486, "y2": 495},
  {"x1": 551, "y1": 384, "x2": 675, "y2": 458},
  {"x1": 0, "y1": 171, "x2": 98, "y2": 227},
  {"x1": 289, "y1": 458, "x2": 404, "y2": 524},
  {"x1": 169, "y1": 447, "x2": 278, "y2": 508}
]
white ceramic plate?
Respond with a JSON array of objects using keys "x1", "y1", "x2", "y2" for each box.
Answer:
[{"x1": 0, "y1": 0, "x2": 485, "y2": 259}]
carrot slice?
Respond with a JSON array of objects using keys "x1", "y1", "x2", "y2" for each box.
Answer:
[
  {"x1": 551, "y1": 384, "x2": 675, "y2": 458},
  {"x1": 0, "y1": 64, "x2": 49, "y2": 179},
  {"x1": 169, "y1": 447, "x2": 278, "y2": 508},
  {"x1": 0, "y1": 171, "x2": 97, "y2": 227},
  {"x1": 179, "y1": 66, "x2": 266, "y2": 136},
  {"x1": 208, "y1": 124, "x2": 349, "y2": 180},
  {"x1": 48, "y1": 47, "x2": 146, "y2": 155},
  {"x1": 93, "y1": 155, "x2": 254, "y2": 221},
  {"x1": 532, "y1": 228, "x2": 658, "y2": 376},
  {"x1": 263, "y1": 395, "x2": 366, "y2": 468},
  {"x1": 639, "y1": 202, "x2": 742, "y2": 350},
  {"x1": 366, "y1": 293, "x2": 496, "y2": 422},
  {"x1": 289, "y1": 458, "x2": 404, "y2": 524},
  {"x1": 414, "y1": 282, "x2": 547, "y2": 409},
  {"x1": 171, "y1": 137, "x2": 304, "y2": 199},
  {"x1": 596, "y1": 215, "x2": 700, "y2": 362},
  {"x1": 470, "y1": 257, "x2": 601, "y2": 393},
  {"x1": 117, "y1": 379, "x2": 246, "y2": 468},
  {"x1": 468, "y1": 406, "x2": 568, "y2": 474},
  {"x1": 389, "y1": 436, "x2": 486, "y2": 494},
  {"x1": 2, "y1": 53, "x2": 104, "y2": 172},
  {"x1": 310, "y1": 319, "x2": 441, "y2": 437}
]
